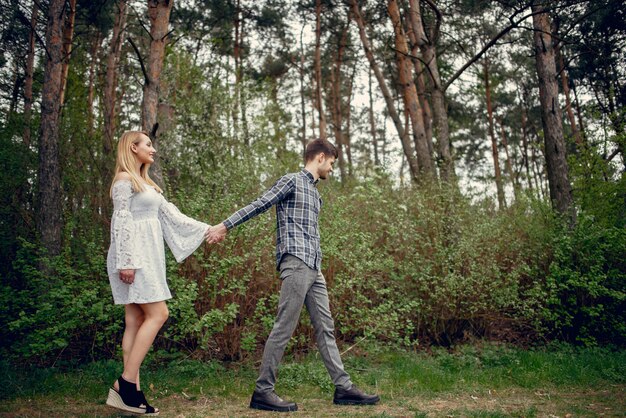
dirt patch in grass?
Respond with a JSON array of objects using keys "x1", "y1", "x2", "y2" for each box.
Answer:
[{"x1": 1, "y1": 386, "x2": 623, "y2": 417}]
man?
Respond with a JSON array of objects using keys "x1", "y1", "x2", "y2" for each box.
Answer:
[{"x1": 206, "y1": 138, "x2": 380, "y2": 412}]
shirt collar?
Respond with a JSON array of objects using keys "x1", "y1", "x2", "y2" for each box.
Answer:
[{"x1": 302, "y1": 169, "x2": 319, "y2": 185}]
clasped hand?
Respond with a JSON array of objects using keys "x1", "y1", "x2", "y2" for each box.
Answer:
[{"x1": 205, "y1": 223, "x2": 227, "y2": 244}]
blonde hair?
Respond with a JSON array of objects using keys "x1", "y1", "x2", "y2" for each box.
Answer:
[{"x1": 109, "y1": 130, "x2": 163, "y2": 196}]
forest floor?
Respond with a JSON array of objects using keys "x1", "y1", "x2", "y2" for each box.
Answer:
[{"x1": 1, "y1": 343, "x2": 624, "y2": 417}]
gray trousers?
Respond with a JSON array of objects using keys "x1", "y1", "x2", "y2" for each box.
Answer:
[{"x1": 255, "y1": 254, "x2": 353, "y2": 393}]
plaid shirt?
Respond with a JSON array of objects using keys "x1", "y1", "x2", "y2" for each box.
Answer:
[{"x1": 223, "y1": 169, "x2": 323, "y2": 271}]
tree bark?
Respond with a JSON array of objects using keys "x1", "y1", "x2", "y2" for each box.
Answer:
[
  {"x1": 104, "y1": 0, "x2": 127, "y2": 155},
  {"x1": 8, "y1": 60, "x2": 22, "y2": 119},
  {"x1": 330, "y1": 22, "x2": 348, "y2": 180},
  {"x1": 349, "y1": 0, "x2": 418, "y2": 181},
  {"x1": 498, "y1": 118, "x2": 519, "y2": 200},
  {"x1": 233, "y1": 0, "x2": 242, "y2": 142},
  {"x1": 407, "y1": 0, "x2": 455, "y2": 182},
  {"x1": 483, "y1": 60, "x2": 506, "y2": 209},
  {"x1": 142, "y1": 0, "x2": 174, "y2": 187},
  {"x1": 37, "y1": 0, "x2": 66, "y2": 256},
  {"x1": 368, "y1": 67, "x2": 379, "y2": 166},
  {"x1": 314, "y1": 0, "x2": 327, "y2": 139},
  {"x1": 388, "y1": 0, "x2": 433, "y2": 179},
  {"x1": 299, "y1": 24, "x2": 307, "y2": 157},
  {"x1": 58, "y1": 0, "x2": 76, "y2": 106},
  {"x1": 23, "y1": 0, "x2": 38, "y2": 147},
  {"x1": 345, "y1": 60, "x2": 356, "y2": 177},
  {"x1": 86, "y1": 32, "x2": 101, "y2": 137},
  {"x1": 520, "y1": 106, "x2": 533, "y2": 191},
  {"x1": 555, "y1": 42, "x2": 581, "y2": 146},
  {"x1": 532, "y1": 4, "x2": 574, "y2": 220}
]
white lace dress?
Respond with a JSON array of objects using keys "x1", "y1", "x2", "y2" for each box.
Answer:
[{"x1": 107, "y1": 180, "x2": 208, "y2": 305}]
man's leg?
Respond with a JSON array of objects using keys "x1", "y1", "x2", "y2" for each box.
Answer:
[
  {"x1": 255, "y1": 255, "x2": 317, "y2": 393},
  {"x1": 304, "y1": 270, "x2": 352, "y2": 389},
  {"x1": 306, "y1": 270, "x2": 380, "y2": 406}
]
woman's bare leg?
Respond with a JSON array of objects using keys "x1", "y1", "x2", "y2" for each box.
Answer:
[
  {"x1": 121, "y1": 301, "x2": 169, "y2": 384},
  {"x1": 120, "y1": 304, "x2": 145, "y2": 390}
]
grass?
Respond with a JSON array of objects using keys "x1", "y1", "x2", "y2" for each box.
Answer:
[{"x1": 1, "y1": 342, "x2": 624, "y2": 417}]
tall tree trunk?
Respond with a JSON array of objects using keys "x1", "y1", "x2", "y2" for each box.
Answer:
[
  {"x1": 330, "y1": 22, "x2": 348, "y2": 181},
  {"x1": 86, "y1": 32, "x2": 101, "y2": 137},
  {"x1": 483, "y1": 60, "x2": 506, "y2": 209},
  {"x1": 388, "y1": 0, "x2": 433, "y2": 179},
  {"x1": 104, "y1": 0, "x2": 127, "y2": 155},
  {"x1": 520, "y1": 106, "x2": 533, "y2": 191},
  {"x1": 349, "y1": 0, "x2": 418, "y2": 181},
  {"x1": 345, "y1": 60, "x2": 356, "y2": 176},
  {"x1": 314, "y1": 0, "x2": 327, "y2": 139},
  {"x1": 368, "y1": 67, "x2": 379, "y2": 166},
  {"x1": 532, "y1": 4, "x2": 574, "y2": 220},
  {"x1": 37, "y1": 0, "x2": 66, "y2": 257},
  {"x1": 498, "y1": 118, "x2": 519, "y2": 199},
  {"x1": 407, "y1": 0, "x2": 455, "y2": 182},
  {"x1": 239, "y1": 11, "x2": 249, "y2": 144},
  {"x1": 572, "y1": 82, "x2": 586, "y2": 141},
  {"x1": 8, "y1": 60, "x2": 22, "y2": 119},
  {"x1": 142, "y1": 0, "x2": 174, "y2": 187},
  {"x1": 58, "y1": 0, "x2": 76, "y2": 106},
  {"x1": 299, "y1": 24, "x2": 307, "y2": 157},
  {"x1": 555, "y1": 43, "x2": 581, "y2": 146},
  {"x1": 23, "y1": 0, "x2": 38, "y2": 147},
  {"x1": 233, "y1": 0, "x2": 241, "y2": 142}
]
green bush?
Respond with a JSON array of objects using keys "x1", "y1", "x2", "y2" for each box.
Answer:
[{"x1": 543, "y1": 215, "x2": 626, "y2": 345}]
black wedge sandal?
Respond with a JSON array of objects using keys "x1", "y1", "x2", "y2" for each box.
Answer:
[
  {"x1": 106, "y1": 376, "x2": 159, "y2": 415},
  {"x1": 137, "y1": 390, "x2": 159, "y2": 415}
]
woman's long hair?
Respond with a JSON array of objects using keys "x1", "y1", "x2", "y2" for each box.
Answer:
[{"x1": 109, "y1": 130, "x2": 163, "y2": 196}]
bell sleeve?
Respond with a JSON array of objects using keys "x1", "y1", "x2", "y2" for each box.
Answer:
[
  {"x1": 158, "y1": 199, "x2": 209, "y2": 263},
  {"x1": 111, "y1": 180, "x2": 141, "y2": 270}
]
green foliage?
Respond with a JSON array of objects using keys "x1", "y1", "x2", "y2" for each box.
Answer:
[
  {"x1": 0, "y1": 239, "x2": 121, "y2": 364},
  {"x1": 543, "y1": 216, "x2": 626, "y2": 346}
]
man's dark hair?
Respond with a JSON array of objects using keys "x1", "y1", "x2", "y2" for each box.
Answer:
[{"x1": 304, "y1": 138, "x2": 338, "y2": 162}]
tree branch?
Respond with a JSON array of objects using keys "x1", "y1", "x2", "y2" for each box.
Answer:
[
  {"x1": 443, "y1": 7, "x2": 548, "y2": 92},
  {"x1": 127, "y1": 36, "x2": 149, "y2": 85},
  {"x1": 421, "y1": 0, "x2": 441, "y2": 44}
]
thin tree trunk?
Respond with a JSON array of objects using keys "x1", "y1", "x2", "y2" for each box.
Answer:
[
  {"x1": 8, "y1": 60, "x2": 22, "y2": 120},
  {"x1": 368, "y1": 67, "x2": 379, "y2": 166},
  {"x1": 87, "y1": 32, "x2": 101, "y2": 137},
  {"x1": 314, "y1": 0, "x2": 327, "y2": 139},
  {"x1": 405, "y1": 2, "x2": 433, "y2": 164},
  {"x1": 555, "y1": 43, "x2": 581, "y2": 146},
  {"x1": 572, "y1": 82, "x2": 586, "y2": 141},
  {"x1": 498, "y1": 118, "x2": 519, "y2": 199},
  {"x1": 104, "y1": 0, "x2": 127, "y2": 155},
  {"x1": 240, "y1": 12, "x2": 249, "y2": 144},
  {"x1": 407, "y1": 0, "x2": 455, "y2": 182},
  {"x1": 58, "y1": 0, "x2": 76, "y2": 106},
  {"x1": 330, "y1": 22, "x2": 348, "y2": 180},
  {"x1": 483, "y1": 60, "x2": 506, "y2": 209},
  {"x1": 142, "y1": 0, "x2": 175, "y2": 187},
  {"x1": 299, "y1": 24, "x2": 307, "y2": 157},
  {"x1": 233, "y1": 0, "x2": 241, "y2": 142},
  {"x1": 388, "y1": 0, "x2": 433, "y2": 179},
  {"x1": 520, "y1": 107, "x2": 533, "y2": 191},
  {"x1": 532, "y1": 4, "x2": 574, "y2": 221},
  {"x1": 23, "y1": 0, "x2": 39, "y2": 147},
  {"x1": 345, "y1": 60, "x2": 356, "y2": 176},
  {"x1": 349, "y1": 0, "x2": 418, "y2": 181},
  {"x1": 37, "y1": 0, "x2": 66, "y2": 257}
]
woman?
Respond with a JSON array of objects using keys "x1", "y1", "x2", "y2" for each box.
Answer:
[{"x1": 105, "y1": 131, "x2": 209, "y2": 415}]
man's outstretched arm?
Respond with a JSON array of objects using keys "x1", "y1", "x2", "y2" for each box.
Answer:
[{"x1": 205, "y1": 175, "x2": 295, "y2": 244}]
